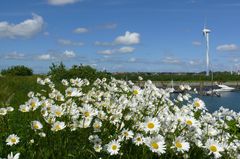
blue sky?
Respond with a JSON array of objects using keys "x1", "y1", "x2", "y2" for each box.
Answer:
[{"x1": 0, "y1": 0, "x2": 240, "y2": 73}]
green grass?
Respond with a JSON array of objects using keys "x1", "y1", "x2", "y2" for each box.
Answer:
[{"x1": 0, "y1": 76, "x2": 44, "y2": 106}]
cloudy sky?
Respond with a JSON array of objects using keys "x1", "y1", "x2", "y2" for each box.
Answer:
[{"x1": 0, "y1": 0, "x2": 240, "y2": 73}]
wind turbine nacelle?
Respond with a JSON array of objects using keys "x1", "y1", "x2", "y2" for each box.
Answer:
[{"x1": 203, "y1": 28, "x2": 211, "y2": 34}]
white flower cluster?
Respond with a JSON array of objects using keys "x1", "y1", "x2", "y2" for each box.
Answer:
[
  {"x1": 0, "y1": 107, "x2": 14, "y2": 116},
  {"x1": 17, "y1": 77, "x2": 240, "y2": 158}
]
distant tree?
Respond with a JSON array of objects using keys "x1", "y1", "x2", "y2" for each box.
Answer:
[
  {"x1": 48, "y1": 62, "x2": 111, "y2": 82},
  {"x1": 1, "y1": 65, "x2": 33, "y2": 76}
]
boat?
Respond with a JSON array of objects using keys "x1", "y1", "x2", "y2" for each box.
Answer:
[
  {"x1": 205, "y1": 84, "x2": 235, "y2": 96},
  {"x1": 212, "y1": 84, "x2": 235, "y2": 92}
]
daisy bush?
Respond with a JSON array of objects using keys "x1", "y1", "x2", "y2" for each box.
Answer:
[{"x1": 0, "y1": 77, "x2": 240, "y2": 158}]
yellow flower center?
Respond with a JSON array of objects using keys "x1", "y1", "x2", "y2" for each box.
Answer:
[
  {"x1": 67, "y1": 91, "x2": 72, "y2": 96},
  {"x1": 57, "y1": 95, "x2": 62, "y2": 100},
  {"x1": 11, "y1": 138, "x2": 16, "y2": 143},
  {"x1": 56, "y1": 124, "x2": 61, "y2": 130},
  {"x1": 84, "y1": 112, "x2": 90, "y2": 117},
  {"x1": 94, "y1": 124, "x2": 100, "y2": 129},
  {"x1": 210, "y1": 145, "x2": 217, "y2": 152},
  {"x1": 175, "y1": 142, "x2": 183, "y2": 148},
  {"x1": 112, "y1": 145, "x2": 117, "y2": 150},
  {"x1": 151, "y1": 142, "x2": 159, "y2": 149},
  {"x1": 194, "y1": 101, "x2": 200, "y2": 107},
  {"x1": 186, "y1": 120, "x2": 193, "y2": 125},
  {"x1": 55, "y1": 111, "x2": 62, "y2": 116},
  {"x1": 133, "y1": 90, "x2": 139, "y2": 95},
  {"x1": 147, "y1": 122, "x2": 155, "y2": 129},
  {"x1": 33, "y1": 124, "x2": 39, "y2": 129},
  {"x1": 124, "y1": 132, "x2": 129, "y2": 136},
  {"x1": 137, "y1": 137, "x2": 142, "y2": 142},
  {"x1": 31, "y1": 102, "x2": 36, "y2": 108}
]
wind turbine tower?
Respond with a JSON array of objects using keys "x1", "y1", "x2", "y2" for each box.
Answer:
[{"x1": 203, "y1": 27, "x2": 211, "y2": 76}]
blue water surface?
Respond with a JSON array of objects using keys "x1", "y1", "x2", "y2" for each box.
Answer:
[{"x1": 194, "y1": 91, "x2": 240, "y2": 113}]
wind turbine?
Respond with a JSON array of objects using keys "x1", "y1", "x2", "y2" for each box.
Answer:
[{"x1": 203, "y1": 26, "x2": 211, "y2": 76}]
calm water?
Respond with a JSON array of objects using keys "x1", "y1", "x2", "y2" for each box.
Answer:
[{"x1": 193, "y1": 91, "x2": 240, "y2": 112}]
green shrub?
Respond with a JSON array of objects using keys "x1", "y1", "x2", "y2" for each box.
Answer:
[
  {"x1": 1, "y1": 65, "x2": 33, "y2": 76},
  {"x1": 48, "y1": 62, "x2": 111, "y2": 82}
]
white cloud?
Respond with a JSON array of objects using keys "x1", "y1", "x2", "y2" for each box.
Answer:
[
  {"x1": 118, "y1": 46, "x2": 135, "y2": 53},
  {"x1": 37, "y1": 54, "x2": 53, "y2": 60},
  {"x1": 192, "y1": 41, "x2": 201, "y2": 46},
  {"x1": 102, "y1": 23, "x2": 117, "y2": 29},
  {"x1": 189, "y1": 60, "x2": 201, "y2": 66},
  {"x1": 97, "y1": 49, "x2": 113, "y2": 55},
  {"x1": 0, "y1": 14, "x2": 44, "y2": 39},
  {"x1": 97, "y1": 46, "x2": 135, "y2": 55},
  {"x1": 63, "y1": 50, "x2": 76, "y2": 58},
  {"x1": 94, "y1": 41, "x2": 113, "y2": 46},
  {"x1": 162, "y1": 57, "x2": 182, "y2": 64},
  {"x1": 73, "y1": 27, "x2": 88, "y2": 34},
  {"x1": 4, "y1": 52, "x2": 25, "y2": 59},
  {"x1": 114, "y1": 31, "x2": 140, "y2": 45},
  {"x1": 216, "y1": 44, "x2": 239, "y2": 52},
  {"x1": 95, "y1": 31, "x2": 140, "y2": 46},
  {"x1": 58, "y1": 39, "x2": 84, "y2": 46},
  {"x1": 48, "y1": 0, "x2": 80, "y2": 5},
  {"x1": 129, "y1": 57, "x2": 136, "y2": 62}
]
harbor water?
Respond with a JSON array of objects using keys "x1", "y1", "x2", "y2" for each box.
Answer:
[{"x1": 193, "y1": 91, "x2": 240, "y2": 112}]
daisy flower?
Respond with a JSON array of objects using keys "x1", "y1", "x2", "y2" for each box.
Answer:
[
  {"x1": 0, "y1": 108, "x2": 7, "y2": 115},
  {"x1": 51, "y1": 106, "x2": 64, "y2": 117},
  {"x1": 28, "y1": 97, "x2": 40, "y2": 111},
  {"x1": 205, "y1": 139, "x2": 224, "y2": 158},
  {"x1": 121, "y1": 129, "x2": 134, "y2": 140},
  {"x1": 172, "y1": 136, "x2": 190, "y2": 153},
  {"x1": 132, "y1": 133, "x2": 144, "y2": 146},
  {"x1": 31, "y1": 120, "x2": 43, "y2": 130},
  {"x1": 142, "y1": 117, "x2": 160, "y2": 134},
  {"x1": 106, "y1": 140, "x2": 121, "y2": 155},
  {"x1": 184, "y1": 116, "x2": 198, "y2": 128},
  {"x1": 193, "y1": 98, "x2": 205, "y2": 110},
  {"x1": 51, "y1": 121, "x2": 66, "y2": 132},
  {"x1": 94, "y1": 144, "x2": 102, "y2": 152},
  {"x1": 7, "y1": 152, "x2": 20, "y2": 159},
  {"x1": 19, "y1": 104, "x2": 30, "y2": 112},
  {"x1": 144, "y1": 135, "x2": 166, "y2": 155},
  {"x1": 132, "y1": 86, "x2": 141, "y2": 96},
  {"x1": 79, "y1": 104, "x2": 96, "y2": 119},
  {"x1": 6, "y1": 134, "x2": 20, "y2": 146}
]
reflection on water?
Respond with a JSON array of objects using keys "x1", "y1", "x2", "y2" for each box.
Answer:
[{"x1": 194, "y1": 91, "x2": 240, "y2": 112}]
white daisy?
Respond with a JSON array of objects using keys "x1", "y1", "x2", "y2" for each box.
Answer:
[
  {"x1": 51, "y1": 121, "x2": 66, "y2": 132},
  {"x1": 51, "y1": 106, "x2": 64, "y2": 117},
  {"x1": 31, "y1": 120, "x2": 43, "y2": 130},
  {"x1": 79, "y1": 104, "x2": 96, "y2": 119},
  {"x1": 6, "y1": 107, "x2": 14, "y2": 112},
  {"x1": 142, "y1": 117, "x2": 160, "y2": 134},
  {"x1": 184, "y1": 116, "x2": 198, "y2": 128},
  {"x1": 121, "y1": 129, "x2": 134, "y2": 140},
  {"x1": 28, "y1": 97, "x2": 41, "y2": 111},
  {"x1": 106, "y1": 140, "x2": 121, "y2": 155},
  {"x1": 94, "y1": 144, "x2": 102, "y2": 152},
  {"x1": 6, "y1": 134, "x2": 20, "y2": 146},
  {"x1": 132, "y1": 86, "x2": 141, "y2": 96},
  {"x1": 7, "y1": 152, "x2": 20, "y2": 159},
  {"x1": 205, "y1": 139, "x2": 224, "y2": 158},
  {"x1": 193, "y1": 98, "x2": 205, "y2": 110},
  {"x1": 144, "y1": 135, "x2": 166, "y2": 155},
  {"x1": 0, "y1": 108, "x2": 7, "y2": 115},
  {"x1": 172, "y1": 136, "x2": 190, "y2": 153},
  {"x1": 132, "y1": 133, "x2": 144, "y2": 146},
  {"x1": 19, "y1": 104, "x2": 30, "y2": 112}
]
